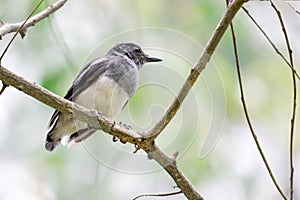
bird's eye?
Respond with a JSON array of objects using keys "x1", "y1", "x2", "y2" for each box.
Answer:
[{"x1": 133, "y1": 48, "x2": 142, "y2": 54}]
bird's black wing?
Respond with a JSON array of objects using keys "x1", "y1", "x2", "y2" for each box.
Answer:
[
  {"x1": 65, "y1": 57, "x2": 110, "y2": 100},
  {"x1": 47, "y1": 57, "x2": 110, "y2": 128}
]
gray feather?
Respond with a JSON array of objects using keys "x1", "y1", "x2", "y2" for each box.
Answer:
[{"x1": 45, "y1": 43, "x2": 162, "y2": 151}]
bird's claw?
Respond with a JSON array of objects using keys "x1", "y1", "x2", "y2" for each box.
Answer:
[{"x1": 112, "y1": 136, "x2": 118, "y2": 142}]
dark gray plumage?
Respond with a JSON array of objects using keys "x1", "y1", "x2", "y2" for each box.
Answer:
[{"x1": 45, "y1": 43, "x2": 162, "y2": 151}]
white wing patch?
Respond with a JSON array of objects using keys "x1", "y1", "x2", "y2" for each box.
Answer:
[{"x1": 46, "y1": 115, "x2": 59, "y2": 135}]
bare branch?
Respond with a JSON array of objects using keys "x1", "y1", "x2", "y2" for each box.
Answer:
[
  {"x1": 288, "y1": 3, "x2": 300, "y2": 15},
  {"x1": 133, "y1": 190, "x2": 182, "y2": 200},
  {"x1": 0, "y1": 82, "x2": 8, "y2": 95},
  {"x1": 145, "y1": 144, "x2": 203, "y2": 200},
  {"x1": 0, "y1": 0, "x2": 46, "y2": 63},
  {"x1": 146, "y1": 0, "x2": 249, "y2": 140},
  {"x1": 228, "y1": 13, "x2": 288, "y2": 200},
  {"x1": 242, "y1": 6, "x2": 300, "y2": 80},
  {"x1": 0, "y1": 0, "x2": 68, "y2": 39},
  {"x1": 270, "y1": 1, "x2": 297, "y2": 200}
]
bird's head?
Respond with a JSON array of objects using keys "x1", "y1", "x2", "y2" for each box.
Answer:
[{"x1": 106, "y1": 43, "x2": 162, "y2": 69}]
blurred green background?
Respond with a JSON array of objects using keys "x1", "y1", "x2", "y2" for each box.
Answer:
[{"x1": 0, "y1": 0, "x2": 299, "y2": 199}]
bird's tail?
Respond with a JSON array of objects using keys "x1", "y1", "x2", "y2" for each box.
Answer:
[
  {"x1": 45, "y1": 128, "x2": 96, "y2": 151},
  {"x1": 45, "y1": 137, "x2": 60, "y2": 152},
  {"x1": 66, "y1": 128, "x2": 96, "y2": 148}
]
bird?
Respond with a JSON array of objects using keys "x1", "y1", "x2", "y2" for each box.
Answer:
[{"x1": 45, "y1": 43, "x2": 162, "y2": 151}]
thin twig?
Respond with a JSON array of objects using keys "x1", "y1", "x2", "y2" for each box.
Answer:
[
  {"x1": 228, "y1": 13, "x2": 288, "y2": 200},
  {"x1": 132, "y1": 190, "x2": 182, "y2": 200},
  {"x1": 270, "y1": 1, "x2": 296, "y2": 200},
  {"x1": 146, "y1": 0, "x2": 249, "y2": 140},
  {"x1": 0, "y1": 0, "x2": 68, "y2": 39},
  {"x1": 288, "y1": 3, "x2": 300, "y2": 15},
  {"x1": 242, "y1": 6, "x2": 300, "y2": 80},
  {"x1": 0, "y1": 0, "x2": 46, "y2": 63},
  {"x1": 0, "y1": 0, "x2": 68, "y2": 64},
  {"x1": 0, "y1": 82, "x2": 8, "y2": 95}
]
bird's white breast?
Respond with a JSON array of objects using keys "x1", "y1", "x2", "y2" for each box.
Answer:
[{"x1": 74, "y1": 76, "x2": 129, "y2": 118}]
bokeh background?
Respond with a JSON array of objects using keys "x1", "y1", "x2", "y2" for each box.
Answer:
[{"x1": 0, "y1": 0, "x2": 300, "y2": 199}]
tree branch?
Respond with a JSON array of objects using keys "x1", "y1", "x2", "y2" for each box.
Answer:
[
  {"x1": 0, "y1": 81, "x2": 8, "y2": 95},
  {"x1": 228, "y1": 12, "x2": 288, "y2": 200},
  {"x1": 242, "y1": 6, "x2": 300, "y2": 80},
  {"x1": 288, "y1": 2, "x2": 300, "y2": 15},
  {"x1": 145, "y1": 144, "x2": 204, "y2": 200},
  {"x1": 133, "y1": 190, "x2": 182, "y2": 200},
  {"x1": 270, "y1": 1, "x2": 297, "y2": 199},
  {"x1": 0, "y1": 0, "x2": 68, "y2": 39},
  {"x1": 146, "y1": 0, "x2": 249, "y2": 140},
  {"x1": 0, "y1": 0, "x2": 47, "y2": 63}
]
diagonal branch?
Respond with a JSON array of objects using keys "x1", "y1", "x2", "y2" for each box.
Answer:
[
  {"x1": 146, "y1": 0, "x2": 249, "y2": 140},
  {"x1": 0, "y1": 0, "x2": 68, "y2": 39},
  {"x1": 242, "y1": 6, "x2": 300, "y2": 80},
  {"x1": 288, "y1": 2, "x2": 300, "y2": 15},
  {"x1": 0, "y1": 82, "x2": 8, "y2": 95},
  {"x1": 270, "y1": 1, "x2": 297, "y2": 199},
  {"x1": 0, "y1": 0, "x2": 46, "y2": 63},
  {"x1": 228, "y1": 16, "x2": 288, "y2": 200}
]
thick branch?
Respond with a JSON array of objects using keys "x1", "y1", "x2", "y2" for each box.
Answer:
[
  {"x1": 0, "y1": 0, "x2": 68, "y2": 39},
  {"x1": 146, "y1": 0, "x2": 249, "y2": 140},
  {"x1": 145, "y1": 144, "x2": 203, "y2": 200}
]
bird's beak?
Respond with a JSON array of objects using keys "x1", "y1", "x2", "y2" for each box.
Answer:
[{"x1": 145, "y1": 56, "x2": 162, "y2": 62}]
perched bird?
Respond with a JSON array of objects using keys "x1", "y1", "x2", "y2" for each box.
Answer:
[{"x1": 45, "y1": 43, "x2": 162, "y2": 151}]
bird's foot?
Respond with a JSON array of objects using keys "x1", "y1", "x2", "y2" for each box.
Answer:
[{"x1": 112, "y1": 136, "x2": 127, "y2": 144}]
